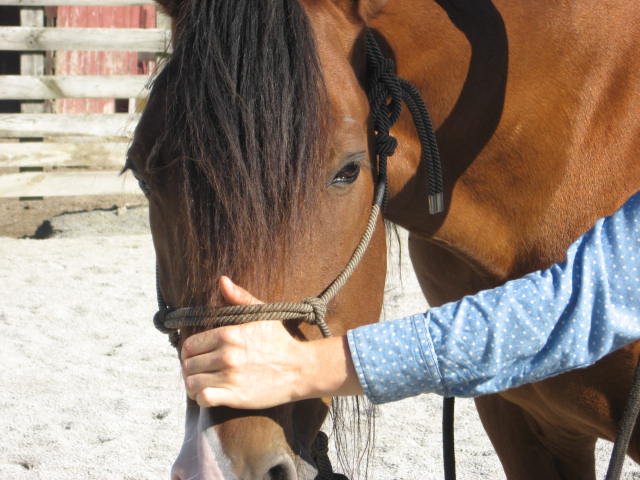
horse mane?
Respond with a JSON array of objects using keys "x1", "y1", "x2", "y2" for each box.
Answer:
[{"x1": 149, "y1": 0, "x2": 328, "y2": 302}]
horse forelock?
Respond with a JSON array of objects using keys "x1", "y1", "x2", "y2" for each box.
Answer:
[
  {"x1": 148, "y1": 0, "x2": 329, "y2": 303},
  {"x1": 143, "y1": 2, "x2": 376, "y2": 474}
]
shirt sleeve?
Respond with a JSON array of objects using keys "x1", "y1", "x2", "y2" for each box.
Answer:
[{"x1": 347, "y1": 191, "x2": 640, "y2": 404}]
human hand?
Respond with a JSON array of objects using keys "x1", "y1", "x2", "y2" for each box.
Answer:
[{"x1": 181, "y1": 276, "x2": 362, "y2": 409}]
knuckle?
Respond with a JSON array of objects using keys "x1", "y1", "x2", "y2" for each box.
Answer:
[
  {"x1": 181, "y1": 337, "x2": 194, "y2": 357},
  {"x1": 225, "y1": 370, "x2": 238, "y2": 384},
  {"x1": 218, "y1": 327, "x2": 234, "y2": 343},
  {"x1": 181, "y1": 357, "x2": 190, "y2": 372},
  {"x1": 184, "y1": 376, "x2": 196, "y2": 394},
  {"x1": 219, "y1": 350, "x2": 236, "y2": 367}
]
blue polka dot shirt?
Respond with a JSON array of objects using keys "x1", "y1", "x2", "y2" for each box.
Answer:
[{"x1": 347, "y1": 192, "x2": 640, "y2": 404}]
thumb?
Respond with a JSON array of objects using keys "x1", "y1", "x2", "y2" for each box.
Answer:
[{"x1": 219, "y1": 276, "x2": 263, "y2": 306}]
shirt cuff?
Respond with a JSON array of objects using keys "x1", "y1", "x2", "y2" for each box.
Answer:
[{"x1": 346, "y1": 313, "x2": 446, "y2": 404}]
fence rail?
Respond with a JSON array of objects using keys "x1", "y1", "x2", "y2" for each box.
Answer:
[
  {"x1": 0, "y1": 75, "x2": 150, "y2": 99},
  {"x1": 0, "y1": 0, "x2": 154, "y2": 5},
  {"x1": 0, "y1": 2, "x2": 165, "y2": 199},
  {"x1": 0, "y1": 170, "x2": 139, "y2": 198},
  {"x1": 0, "y1": 26, "x2": 170, "y2": 52},
  {"x1": 0, "y1": 142, "x2": 129, "y2": 169},
  {"x1": 0, "y1": 113, "x2": 139, "y2": 138}
]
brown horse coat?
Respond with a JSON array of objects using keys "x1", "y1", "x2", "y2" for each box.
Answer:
[{"x1": 374, "y1": 1, "x2": 640, "y2": 478}]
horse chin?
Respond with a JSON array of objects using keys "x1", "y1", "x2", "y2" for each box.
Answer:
[{"x1": 171, "y1": 400, "x2": 319, "y2": 480}]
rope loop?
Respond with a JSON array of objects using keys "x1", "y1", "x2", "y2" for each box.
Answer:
[{"x1": 365, "y1": 35, "x2": 402, "y2": 160}]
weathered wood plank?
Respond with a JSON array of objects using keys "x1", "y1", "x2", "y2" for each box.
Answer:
[
  {"x1": 0, "y1": 113, "x2": 139, "y2": 137},
  {"x1": 0, "y1": 142, "x2": 128, "y2": 168},
  {"x1": 20, "y1": 7, "x2": 46, "y2": 114},
  {"x1": 0, "y1": 26, "x2": 171, "y2": 52},
  {"x1": 0, "y1": 170, "x2": 141, "y2": 197},
  {"x1": 0, "y1": 75, "x2": 151, "y2": 99},
  {"x1": 0, "y1": 0, "x2": 155, "y2": 6}
]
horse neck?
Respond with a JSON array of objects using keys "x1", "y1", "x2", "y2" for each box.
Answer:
[{"x1": 375, "y1": 0, "x2": 640, "y2": 281}]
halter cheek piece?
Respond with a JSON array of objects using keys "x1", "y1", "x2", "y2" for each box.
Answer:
[{"x1": 153, "y1": 29, "x2": 444, "y2": 347}]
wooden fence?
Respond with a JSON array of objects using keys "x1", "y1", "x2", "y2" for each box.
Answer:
[{"x1": 0, "y1": 0, "x2": 170, "y2": 199}]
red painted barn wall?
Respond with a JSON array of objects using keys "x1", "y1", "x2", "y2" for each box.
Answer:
[{"x1": 54, "y1": 6, "x2": 156, "y2": 114}]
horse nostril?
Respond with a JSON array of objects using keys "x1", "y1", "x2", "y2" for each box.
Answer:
[
  {"x1": 267, "y1": 464, "x2": 288, "y2": 480},
  {"x1": 261, "y1": 455, "x2": 297, "y2": 480}
]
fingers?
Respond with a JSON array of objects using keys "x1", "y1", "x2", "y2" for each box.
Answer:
[
  {"x1": 182, "y1": 351, "x2": 224, "y2": 376},
  {"x1": 186, "y1": 372, "x2": 247, "y2": 410},
  {"x1": 186, "y1": 373, "x2": 244, "y2": 409},
  {"x1": 182, "y1": 277, "x2": 259, "y2": 359},
  {"x1": 197, "y1": 387, "x2": 236, "y2": 409},
  {"x1": 219, "y1": 276, "x2": 263, "y2": 306},
  {"x1": 185, "y1": 372, "x2": 224, "y2": 400},
  {"x1": 181, "y1": 329, "x2": 221, "y2": 359}
]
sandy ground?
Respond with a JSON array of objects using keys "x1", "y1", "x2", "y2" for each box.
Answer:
[{"x1": 1, "y1": 207, "x2": 639, "y2": 479}]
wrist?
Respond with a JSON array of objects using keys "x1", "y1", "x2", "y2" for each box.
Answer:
[{"x1": 301, "y1": 335, "x2": 363, "y2": 399}]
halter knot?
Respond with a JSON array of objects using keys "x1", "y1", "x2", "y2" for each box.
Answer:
[
  {"x1": 153, "y1": 307, "x2": 175, "y2": 334},
  {"x1": 375, "y1": 132, "x2": 398, "y2": 157},
  {"x1": 301, "y1": 297, "x2": 332, "y2": 338},
  {"x1": 301, "y1": 297, "x2": 327, "y2": 324}
]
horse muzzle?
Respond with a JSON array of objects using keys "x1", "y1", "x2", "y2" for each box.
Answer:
[{"x1": 171, "y1": 402, "x2": 324, "y2": 480}]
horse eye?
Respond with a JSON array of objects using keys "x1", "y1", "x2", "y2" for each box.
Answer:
[{"x1": 331, "y1": 162, "x2": 361, "y2": 185}]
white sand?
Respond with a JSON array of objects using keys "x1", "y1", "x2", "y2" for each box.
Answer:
[{"x1": 0, "y1": 209, "x2": 637, "y2": 479}]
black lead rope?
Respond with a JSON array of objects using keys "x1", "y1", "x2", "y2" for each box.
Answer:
[
  {"x1": 606, "y1": 359, "x2": 640, "y2": 480},
  {"x1": 365, "y1": 28, "x2": 640, "y2": 480},
  {"x1": 364, "y1": 29, "x2": 444, "y2": 215},
  {"x1": 442, "y1": 396, "x2": 456, "y2": 480},
  {"x1": 365, "y1": 29, "x2": 455, "y2": 480}
]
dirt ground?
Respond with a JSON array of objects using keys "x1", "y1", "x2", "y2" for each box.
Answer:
[
  {"x1": 0, "y1": 200, "x2": 637, "y2": 479},
  {"x1": 0, "y1": 195, "x2": 145, "y2": 238}
]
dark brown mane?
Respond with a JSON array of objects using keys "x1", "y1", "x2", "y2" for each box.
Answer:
[
  {"x1": 147, "y1": 0, "x2": 328, "y2": 302},
  {"x1": 135, "y1": 2, "x2": 376, "y2": 475}
]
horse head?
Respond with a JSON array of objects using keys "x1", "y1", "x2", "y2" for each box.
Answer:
[{"x1": 126, "y1": 1, "x2": 389, "y2": 478}]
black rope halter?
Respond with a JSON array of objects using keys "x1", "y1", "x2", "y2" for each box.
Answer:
[{"x1": 364, "y1": 29, "x2": 456, "y2": 480}]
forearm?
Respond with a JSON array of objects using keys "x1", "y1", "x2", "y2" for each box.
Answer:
[
  {"x1": 349, "y1": 191, "x2": 640, "y2": 403},
  {"x1": 186, "y1": 193, "x2": 640, "y2": 410}
]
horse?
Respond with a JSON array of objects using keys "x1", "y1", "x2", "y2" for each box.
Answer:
[{"x1": 125, "y1": 0, "x2": 640, "y2": 478}]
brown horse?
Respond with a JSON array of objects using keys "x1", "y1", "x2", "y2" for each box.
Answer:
[{"x1": 126, "y1": 0, "x2": 640, "y2": 478}]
